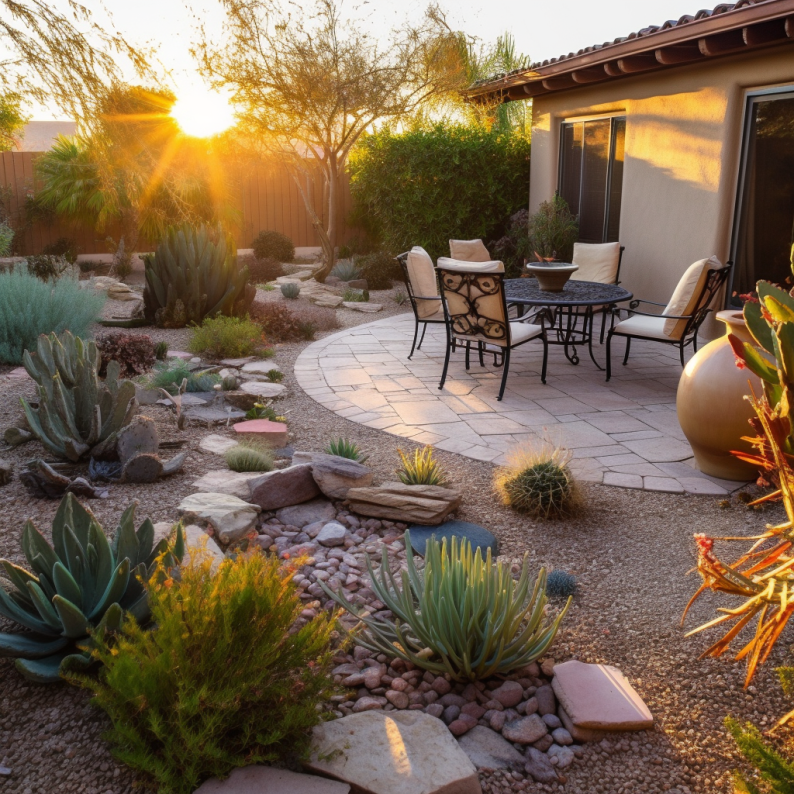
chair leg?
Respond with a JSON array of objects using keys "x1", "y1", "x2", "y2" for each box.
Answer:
[
  {"x1": 679, "y1": 342, "x2": 686, "y2": 367},
  {"x1": 599, "y1": 307, "x2": 608, "y2": 344},
  {"x1": 438, "y1": 338, "x2": 452, "y2": 391},
  {"x1": 606, "y1": 331, "x2": 613, "y2": 382},
  {"x1": 478, "y1": 341, "x2": 485, "y2": 367},
  {"x1": 693, "y1": 330, "x2": 699, "y2": 353},
  {"x1": 497, "y1": 347, "x2": 511, "y2": 401},
  {"x1": 465, "y1": 342, "x2": 471, "y2": 370},
  {"x1": 417, "y1": 323, "x2": 428, "y2": 351},
  {"x1": 622, "y1": 337, "x2": 631, "y2": 366},
  {"x1": 408, "y1": 319, "x2": 420, "y2": 359},
  {"x1": 540, "y1": 336, "x2": 548, "y2": 384}
]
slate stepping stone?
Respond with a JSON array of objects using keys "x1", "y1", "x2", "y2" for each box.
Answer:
[
  {"x1": 407, "y1": 519, "x2": 498, "y2": 557},
  {"x1": 234, "y1": 418, "x2": 288, "y2": 447},
  {"x1": 184, "y1": 406, "x2": 247, "y2": 425},
  {"x1": 220, "y1": 356, "x2": 255, "y2": 367},
  {"x1": 551, "y1": 660, "x2": 653, "y2": 732},
  {"x1": 240, "y1": 381, "x2": 286, "y2": 398},
  {"x1": 241, "y1": 360, "x2": 281, "y2": 374}
]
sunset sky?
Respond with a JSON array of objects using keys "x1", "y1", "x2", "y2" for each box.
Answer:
[{"x1": 38, "y1": 0, "x2": 707, "y2": 120}]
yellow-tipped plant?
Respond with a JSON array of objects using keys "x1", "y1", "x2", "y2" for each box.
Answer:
[
  {"x1": 321, "y1": 532, "x2": 570, "y2": 682},
  {"x1": 397, "y1": 445, "x2": 447, "y2": 486},
  {"x1": 494, "y1": 442, "x2": 578, "y2": 519}
]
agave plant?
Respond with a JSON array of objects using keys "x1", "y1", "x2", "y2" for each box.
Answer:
[
  {"x1": 321, "y1": 533, "x2": 570, "y2": 682},
  {"x1": 0, "y1": 493, "x2": 184, "y2": 683},
  {"x1": 330, "y1": 261, "x2": 361, "y2": 282},
  {"x1": 325, "y1": 437, "x2": 368, "y2": 463},
  {"x1": 143, "y1": 224, "x2": 255, "y2": 328},
  {"x1": 683, "y1": 279, "x2": 794, "y2": 684},
  {"x1": 21, "y1": 331, "x2": 137, "y2": 461}
]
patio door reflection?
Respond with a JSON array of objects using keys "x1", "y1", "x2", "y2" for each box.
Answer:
[{"x1": 733, "y1": 90, "x2": 794, "y2": 298}]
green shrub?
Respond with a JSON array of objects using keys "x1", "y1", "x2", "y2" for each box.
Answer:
[
  {"x1": 148, "y1": 361, "x2": 221, "y2": 394},
  {"x1": 0, "y1": 493, "x2": 184, "y2": 683},
  {"x1": 245, "y1": 403, "x2": 282, "y2": 421},
  {"x1": 95, "y1": 332, "x2": 156, "y2": 378},
  {"x1": 322, "y1": 533, "x2": 570, "y2": 682},
  {"x1": 154, "y1": 341, "x2": 169, "y2": 360},
  {"x1": 330, "y1": 261, "x2": 361, "y2": 281},
  {"x1": 247, "y1": 255, "x2": 283, "y2": 283},
  {"x1": 75, "y1": 551, "x2": 338, "y2": 794},
  {"x1": 252, "y1": 230, "x2": 295, "y2": 262},
  {"x1": 266, "y1": 368, "x2": 283, "y2": 382},
  {"x1": 393, "y1": 291, "x2": 408, "y2": 305},
  {"x1": 248, "y1": 301, "x2": 338, "y2": 342},
  {"x1": 280, "y1": 283, "x2": 300, "y2": 299},
  {"x1": 349, "y1": 124, "x2": 531, "y2": 261},
  {"x1": 495, "y1": 444, "x2": 577, "y2": 519},
  {"x1": 0, "y1": 221, "x2": 14, "y2": 256},
  {"x1": 0, "y1": 267, "x2": 105, "y2": 364},
  {"x1": 224, "y1": 442, "x2": 274, "y2": 473},
  {"x1": 325, "y1": 438, "x2": 368, "y2": 463},
  {"x1": 527, "y1": 195, "x2": 579, "y2": 263},
  {"x1": 25, "y1": 254, "x2": 72, "y2": 281},
  {"x1": 41, "y1": 237, "x2": 78, "y2": 263},
  {"x1": 188, "y1": 316, "x2": 265, "y2": 359},
  {"x1": 342, "y1": 288, "x2": 368, "y2": 303},
  {"x1": 397, "y1": 446, "x2": 447, "y2": 486},
  {"x1": 492, "y1": 209, "x2": 531, "y2": 278},
  {"x1": 356, "y1": 251, "x2": 401, "y2": 290}
]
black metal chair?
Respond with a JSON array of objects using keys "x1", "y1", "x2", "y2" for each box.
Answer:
[
  {"x1": 605, "y1": 260, "x2": 732, "y2": 381},
  {"x1": 436, "y1": 258, "x2": 548, "y2": 401},
  {"x1": 396, "y1": 249, "x2": 446, "y2": 359}
]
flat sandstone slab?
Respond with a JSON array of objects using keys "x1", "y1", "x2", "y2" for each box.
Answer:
[
  {"x1": 194, "y1": 765, "x2": 349, "y2": 794},
  {"x1": 551, "y1": 660, "x2": 653, "y2": 731},
  {"x1": 307, "y1": 711, "x2": 481, "y2": 794}
]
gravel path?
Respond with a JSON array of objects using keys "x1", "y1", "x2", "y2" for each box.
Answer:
[{"x1": 0, "y1": 286, "x2": 789, "y2": 793}]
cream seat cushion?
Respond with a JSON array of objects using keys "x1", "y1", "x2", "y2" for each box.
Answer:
[
  {"x1": 662, "y1": 255, "x2": 722, "y2": 337},
  {"x1": 613, "y1": 314, "x2": 670, "y2": 340},
  {"x1": 449, "y1": 239, "x2": 491, "y2": 262},
  {"x1": 406, "y1": 246, "x2": 442, "y2": 319},
  {"x1": 437, "y1": 257, "x2": 504, "y2": 274},
  {"x1": 570, "y1": 242, "x2": 621, "y2": 284},
  {"x1": 455, "y1": 321, "x2": 543, "y2": 347}
]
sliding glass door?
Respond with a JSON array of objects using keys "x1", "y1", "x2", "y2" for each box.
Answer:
[
  {"x1": 558, "y1": 116, "x2": 626, "y2": 244},
  {"x1": 732, "y1": 90, "x2": 794, "y2": 298}
]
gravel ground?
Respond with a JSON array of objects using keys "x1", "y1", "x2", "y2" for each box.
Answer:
[{"x1": 0, "y1": 284, "x2": 791, "y2": 793}]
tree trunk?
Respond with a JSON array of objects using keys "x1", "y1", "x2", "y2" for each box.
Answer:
[
  {"x1": 291, "y1": 172, "x2": 335, "y2": 283},
  {"x1": 314, "y1": 158, "x2": 340, "y2": 283},
  {"x1": 113, "y1": 209, "x2": 139, "y2": 281}
]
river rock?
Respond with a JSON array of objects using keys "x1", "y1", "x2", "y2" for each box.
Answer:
[
  {"x1": 502, "y1": 714, "x2": 548, "y2": 744},
  {"x1": 293, "y1": 451, "x2": 373, "y2": 499},
  {"x1": 346, "y1": 482, "x2": 461, "y2": 525},
  {"x1": 248, "y1": 464, "x2": 321, "y2": 510},
  {"x1": 535, "y1": 685, "x2": 556, "y2": 716},
  {"x1": 316, "y1": 521, "x2": 347, "y2": 547},
  {"x1": 457, "y1": 725, "x2": 525, "y2": 771},
  {"x1": 194, "y1": 765, "x2": 349, "y2": 794},
  {"x1": 307, "y1": 711, "x2": 481, "y2": 794},
  {"x1": 524, "y1": 747, "x2": 559, "y2": 783},
  {"x1": 276, "y1": 498, "x2": 335, "y2": 528},
  {"x1": 177, "y1": 492, "x2": 260, "y2": 545},
  {"x1": 490, "y1": 681, "x2": 524, "y2": 709},
  {"x1": 551, "y1": 660, "x2": 653, "y2": 731}
]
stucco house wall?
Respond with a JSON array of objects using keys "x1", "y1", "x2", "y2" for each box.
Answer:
[{"x1": 530, "y1": 42, "x2": 794, "y2": 312}]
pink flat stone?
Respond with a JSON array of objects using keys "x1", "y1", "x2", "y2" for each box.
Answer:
[
  {"x1": 233, "y1": 419, "x2": 288, "y2": 448},
  {"x1": 7, "y1": 367, "x2": 30, "y2": 379}
]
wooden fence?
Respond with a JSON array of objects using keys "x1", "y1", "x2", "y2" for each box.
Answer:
[{"x1": 0, "y1": 151, "x2": 360, "y2": 256}]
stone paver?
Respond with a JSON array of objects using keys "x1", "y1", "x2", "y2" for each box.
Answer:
[{"x1": 294, "y1": 315, "x2": 750, "y2": 494}]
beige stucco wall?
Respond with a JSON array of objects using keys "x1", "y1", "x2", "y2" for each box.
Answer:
[{"x1": 530, "y1": 43, "x2": 794, "y2": 327}]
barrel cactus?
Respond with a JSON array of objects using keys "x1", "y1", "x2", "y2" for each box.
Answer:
[
  {"x1": 0, "y1": 493, "x2": 185, "y2": 682},
  {"x1": 143, "y1": 224, "x2": 255, "y2": 328},
  {"x1": 21, "y1": 331, "x2": 138, "y2": 462}
]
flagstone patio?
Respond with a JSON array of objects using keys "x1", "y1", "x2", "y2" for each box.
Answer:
[{"x1": 295, "y1": 314, "x2": 747, "y2": 495}]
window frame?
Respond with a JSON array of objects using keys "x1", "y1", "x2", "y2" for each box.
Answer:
[
  {"x1": 728, "y1": 84, "x2": 794, "y2": 301},
  {"x1": 557, "y1": 115, "x2": 627, "y2": 244}
]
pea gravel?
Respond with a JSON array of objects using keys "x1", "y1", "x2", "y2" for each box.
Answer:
[{"x1": 0, "y1": 289, "x2": 789, "y2": 793}]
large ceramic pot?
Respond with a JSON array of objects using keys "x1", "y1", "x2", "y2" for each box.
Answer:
[
  {"x1": 524, "y1": 263, "x2": 578, "y2": 292},
  {"x1": 676, "y1": 309, "x2": 762, "y2": 480}
]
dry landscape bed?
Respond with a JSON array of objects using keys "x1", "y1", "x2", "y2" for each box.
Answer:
[{"x1": 0, "y1": 288, "x2": 789, "y2": 794}]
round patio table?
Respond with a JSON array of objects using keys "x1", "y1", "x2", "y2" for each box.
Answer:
[{"x1": 504, "y1": 277, "x2": 633, "y2": 369}]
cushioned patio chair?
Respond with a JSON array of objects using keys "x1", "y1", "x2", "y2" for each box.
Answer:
[
  {"x1": 569, "y1": 242, "x2": 625, "y2": 343},
  {"x1": 436, "y1": 257, "x2": 548, "y2": 401},
  {"x1": 396, "y1": 247, "x2": 445, "y2": 359},
  {"x1": 449, "y1": 238, "x2": 491, "y2": 262},
  {"x1": 605, "y1": 256, "x2": 732, "y2": 381}
]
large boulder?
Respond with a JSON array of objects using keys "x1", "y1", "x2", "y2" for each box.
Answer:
[
  {"x1": 307, "y1": 711, "x2": 481, "y2": 794},
  {"x1": 457, "y1": 725, "x2": 525, "y2": 771},
  {"x1": 248, "y1": 465, "x2": 321, "y2": 510},
  {"x1": 276, "y1": 498, "x2": 335, "y2": 528},
  {"x1": 551, "y1": 660, "x2": 653, "y2": 732},
  {"x1": 346, "y1": 482, "x2": 461, "y2": 525},
  {"x1": 194, "y1": 765, "x2": 349, "y2": 794},
  {"x1": 177, "y1": 493, "x2": 260, "y2": 545},
  {"x1": 293, "y1": 451, "x2": 373, "y2": 499},
  {"x1": 407, "y1": 519, "x2": 497, "y2": 558},
  {"x1": 192, "y1": 470, "x2": 263, "y2": 501}
]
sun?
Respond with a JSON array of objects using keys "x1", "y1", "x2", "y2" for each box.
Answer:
[{"x1": 171, "y1": 88, "x2": 236, "y2": 138}]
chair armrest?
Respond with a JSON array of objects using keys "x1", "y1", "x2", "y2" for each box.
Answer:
[
  {"x1": 627, "y1": 308, "x2": 693, "y2": 320},
  {"x1": 629, "y1": 298, "x2": 667, "y2": 310},
  {"x1": 412, "y1": 295, "x2": 442, "y2": 301}
]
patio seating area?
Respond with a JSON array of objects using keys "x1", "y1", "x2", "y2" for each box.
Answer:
[{"x1": 295, "y1": 311, "x2": 747, "y2": 495}]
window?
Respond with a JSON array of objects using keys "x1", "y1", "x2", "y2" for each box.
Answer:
[
  {"x1": 558, "y1": 116, "x2": 626, "y2": 243},
  {"x1": 731, "y1": 89, "x2": 794, "y2": 298}
]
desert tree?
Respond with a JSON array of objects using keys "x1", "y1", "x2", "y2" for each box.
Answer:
[{"x1": 196, "y1": 0, "x2": 465, "y2": 280}]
